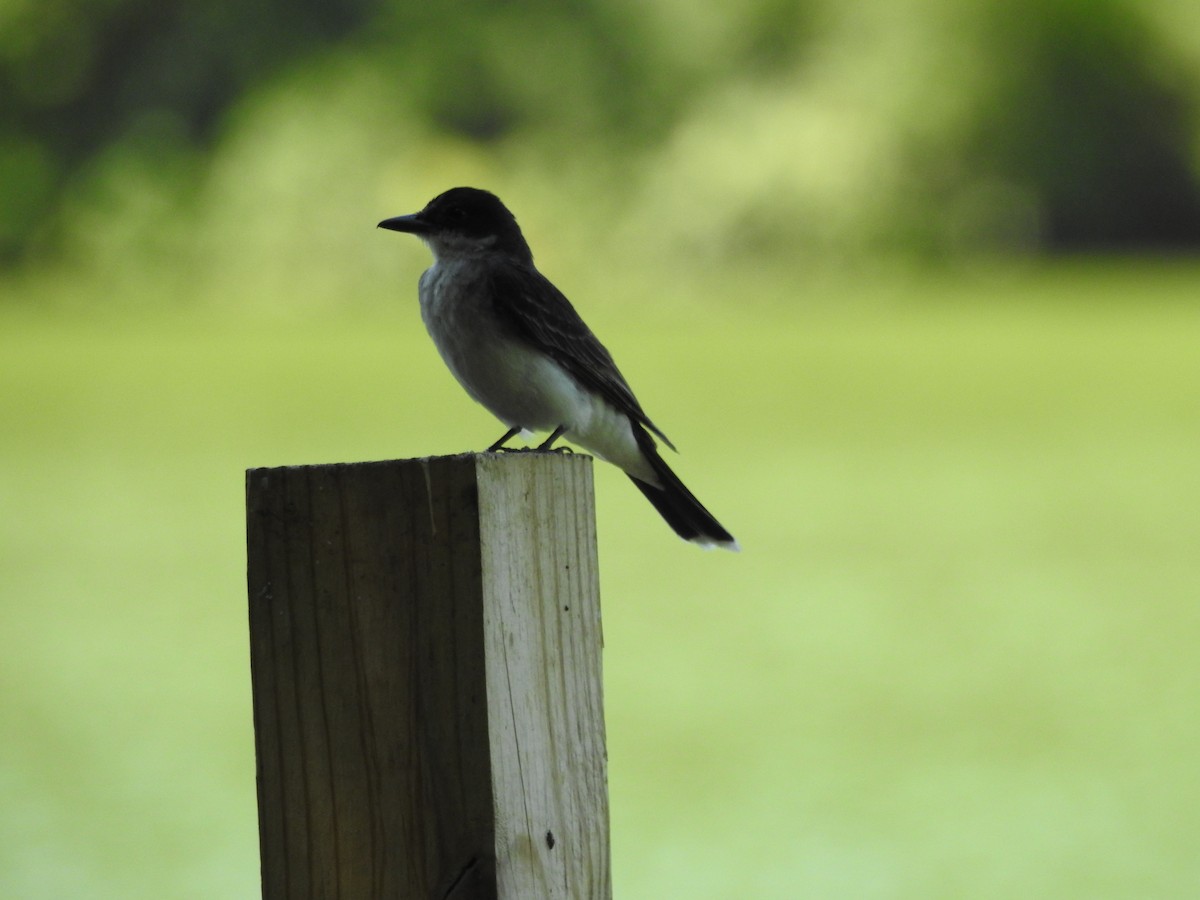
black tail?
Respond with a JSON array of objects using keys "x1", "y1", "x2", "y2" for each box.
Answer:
[{"x1": 629, "y1": 428, "x2": 739, "y2": 550}]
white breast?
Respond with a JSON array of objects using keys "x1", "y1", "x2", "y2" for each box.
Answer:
[
  {"x1": 417, "y1": 258, "x2": 659, "y2": 485},
  {"x1": 419, "y1": 260, "x2": 590, "y2": 431}
]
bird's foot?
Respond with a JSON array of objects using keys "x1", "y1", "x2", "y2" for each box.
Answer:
[
  {"x1": 487, "y1": 426, "x2": 521, "y2": 452},
  {"x1": 535, "y1": 425, "x2": 569, "y2": 452},
  {"x1": 489, "y1": 425, "x2": 574, "y2": 454},
  {"x1": 494, "y1": 444, "x2": 573, "y2": 454}
]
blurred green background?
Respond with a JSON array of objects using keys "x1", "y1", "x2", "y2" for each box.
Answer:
[{"x1": 3, "y1": 0, "x2": 1199, "y2": 897}]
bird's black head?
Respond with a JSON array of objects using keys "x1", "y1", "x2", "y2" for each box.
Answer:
[{"x1": 378, "y1": 187, "x2": 533, "y2": 264}]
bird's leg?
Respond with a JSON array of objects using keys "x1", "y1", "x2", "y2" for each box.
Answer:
[
  {"x1": 536, "y1": 425, "x2": 572, "y2": 452},
  {"x1": 487, "y1": 426, "x2": 521, "y2": 452}
]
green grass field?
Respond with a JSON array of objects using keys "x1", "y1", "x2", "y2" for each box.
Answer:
[{"x1": 2, "y1": 263, "x2": 1198, "y2": 898}]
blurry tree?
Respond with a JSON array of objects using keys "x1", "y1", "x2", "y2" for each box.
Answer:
[
  {"x1": 964, "y1": 0, "x2": 1200, "y2": 250},
  {"x1": 364, "y1": 0, "x2": 685, "y2": 146},
  {"x1": 0, "y1": 0, "x2": 820, "y2": 271},
  {"x1": 0, "y1": 0, "x2": 386, "y2": 262},
  {"x1": 1, "y1": 0, "x2": 1199, "y2": 285}
]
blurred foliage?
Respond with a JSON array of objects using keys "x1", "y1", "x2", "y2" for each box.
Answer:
[
  {"x1": 0, "y1": 0, "x2": 385, "y2": 260},
  {"x1": 965, "y1": 0, "x2": 1200, "y2": 250},
  {"x1": 1, "y1": 0, "x2": 1199, "y2": 296}
]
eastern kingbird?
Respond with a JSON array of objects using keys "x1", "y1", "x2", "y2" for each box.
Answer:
[{"x1": 378, "y1": 187, "x2": 738, "y2": 550}]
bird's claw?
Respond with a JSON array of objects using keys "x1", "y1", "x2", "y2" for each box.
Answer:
[{"x1": 492, "y1": 445, "x2": 573, "y2": 454}]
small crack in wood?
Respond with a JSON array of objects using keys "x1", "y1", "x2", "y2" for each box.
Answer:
[{"x1": 442, "y1": 855, "x2": 480, "y2": 899}]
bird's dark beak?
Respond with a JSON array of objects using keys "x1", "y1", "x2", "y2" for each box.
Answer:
[{"x1": 377, "y1": 213, "x2": 429, "y2": 234}]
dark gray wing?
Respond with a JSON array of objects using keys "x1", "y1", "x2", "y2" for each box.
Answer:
[{"x1": 488, "y1": 260, "x2": 676, "y2": 451}]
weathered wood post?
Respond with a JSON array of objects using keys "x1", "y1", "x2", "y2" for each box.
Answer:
[{"x1": 245, "y1": 453, "x2": 610, "y2": 899}]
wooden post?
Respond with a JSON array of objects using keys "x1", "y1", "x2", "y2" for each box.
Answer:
[{"x1": 245, "y1": 453, "x2": 610, "y2": 899}]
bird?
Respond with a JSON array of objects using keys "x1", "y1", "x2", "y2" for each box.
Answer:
[{"x1": 377, "y1": 187, "x2": 738, "y2": 550}]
